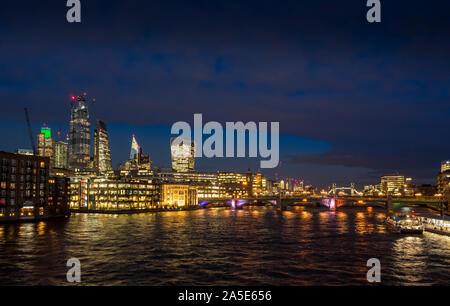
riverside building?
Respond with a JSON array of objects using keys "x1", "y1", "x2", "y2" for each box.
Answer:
[{"x1": 0, "y1": 151, "x2": 69, "y2": 222}]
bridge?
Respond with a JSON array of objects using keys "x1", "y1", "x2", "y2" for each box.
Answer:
[
  {"x1": 328, "y1": 183, "x2": 362, "y2": 196},
  {"x1": 198, "y1": 195, "x2": 448, "y2": 213}
]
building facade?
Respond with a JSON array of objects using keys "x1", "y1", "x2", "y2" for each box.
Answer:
[
  {"x1": 380, "y1": 175, "x2": 405, "y2": 194},
  {"x1": 54, "y1": 141, "x2": 69, "y2": 169},
  {"x1": 438, "y1": 171, "x2": 450, "y2": 194},
  {"x1": 69, "y1": 95, "x2": 91, "y2": 171},
  {"x1": 69, "y1": 176, "x2": 159, "y2": 211},
  {"x1": 0, "y1": 151, "x2": 69, "y2": 222},
  {"x1": 170, "y1": 137, "x2": 195, "y2": 172},
  {"x1": 93, "y1": 120, "x2": 112, "y2": 173},
  {"x1": 160, "y1": 184, "x2": 198, "y2": 208}
]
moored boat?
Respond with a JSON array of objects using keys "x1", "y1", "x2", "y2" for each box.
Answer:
[
  {"x1": 385, "y1": 214, "x2": 423, "y2": 234},
  {"x1": 417, "y1": 214, "x2": 450, "y2": 236}
]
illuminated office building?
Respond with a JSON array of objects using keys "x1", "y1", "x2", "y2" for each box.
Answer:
[
  {"x1": 160, "y1": 184, "x2": 198, "y2": 208},
  {"x1": 37, "y1": 126, "x2": 54, "y2": 168},
  {"x1": 442, "y1": 160, "x2": 450, "y2": 173},
  {"x1": 69, "y1": 176, "x2": 159, "y2": 211},
  {"x1": 380, "y1": 175, "x2": 405, "y2": 194},
  {"x1": 93, "y1": 120, "x2": 112, "y2": 173},
  {"x1": 54, "y1": 141, "x2": 69, "y2": 169},
  {"x1": 170, "y1": 137, "x2": 195, "y2": 172},
  {"x1": 69, "y1": 94, "x2": 91, "y2": 171}
]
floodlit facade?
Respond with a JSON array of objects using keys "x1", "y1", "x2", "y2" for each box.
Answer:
[
  {"x1": 93, "y1": 120, "x2": 112, "y2": 173},
  {"x1": 131, "y1": 170, "x2": 273, "y2": 199},
  {"x1": 69, "y1": 177, "x2": 159, "y2": 211},
  {"x1": 160, "y1": 184, "x2": 198, "y2": 207},
  {"x1": 69, "y1": 95, "x2": 91, "y2": 171},
  {"x1": 170, "y1": 137, "x2": 195, "y2": 172},
  {"x1": 380, "y1": 175, "x2": 405, "y2": 194},
  {"x1": 54, "y1": 141, "x2": 69, "y2": 169}
]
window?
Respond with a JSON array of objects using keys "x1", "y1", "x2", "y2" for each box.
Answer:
[{"x1": 40, "y1": 161, "x2": 45, "y2": 168}]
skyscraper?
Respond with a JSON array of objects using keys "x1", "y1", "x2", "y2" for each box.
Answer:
[
  {"x1": 37, "y1": 126, "x2": 54, "y2": 168},
  {"x1": 170, "y1": 137, "x2": 195, "y2": 172},
  {"x1": 93, "y1": 120, "x2": 112, "y2": 173},
  {"x1": 69, "y1": 94, "x2": 91, "y2": 170},
  {"x1": 54, "y1": 141, "x2": 69, "y2": 169},
  {"x1": 130, "y1": 134, "x2": 139, "y2": 159},
  {"x1": 122, "y1": 135, "x2": 151, "y2": 172}
]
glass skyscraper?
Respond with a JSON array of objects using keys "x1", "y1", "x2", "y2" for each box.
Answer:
[
  {"x1": 170, "y1": 137, "x2": 195, "y2": 172},
  {"x1": 93, "y1": 120, "x2": 112, "y2": 173},
  {"x1": 69, "y1": 95, "x2": 91, "y2": 170}
]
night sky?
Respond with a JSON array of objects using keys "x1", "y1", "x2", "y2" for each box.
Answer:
[{"x1": 1, "y1": 0, "x2": 449, "y2": 188}]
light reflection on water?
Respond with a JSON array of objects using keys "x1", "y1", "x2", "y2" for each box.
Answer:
[{"x1": 0, "y1": 207, "x2": 449, "y2": 285}]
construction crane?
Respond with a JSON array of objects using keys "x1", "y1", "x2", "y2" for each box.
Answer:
[{"x1": 24, "y1": 108, "x2": 36, "y2": 155}]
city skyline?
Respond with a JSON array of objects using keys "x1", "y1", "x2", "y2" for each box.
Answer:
[
  {"x1": 1, "y1": 0, "x2": 449, "y2": 289},
  {"x1": 1, "y1": 1, "x2": 450, "y2": 187}
]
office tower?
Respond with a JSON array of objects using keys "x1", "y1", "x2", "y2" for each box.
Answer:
[
  {"x1": 54, "y1": 141, "x2": 69, "y2": 169},
  {"x1": 69, "y1": 95, "x2": 91, "y2": 170},
  {"x1": 380, "y1": 175, "x2": 405, "y2": 194},
  {"x1": 130, "y1": 134, "x2": 139, "y2": 159},
  {"x1": 441, "y1": 160, "x2": 450, "y2": 173},
  {"x1": 93, "y1": 120, "x2": 112, "y2": 173},
  {"x1": 170, "y1": 137, "x2": 195, "y2": 172},
  {"x1": 37, "y1": 126, "x2": 54, "y2": 168}
]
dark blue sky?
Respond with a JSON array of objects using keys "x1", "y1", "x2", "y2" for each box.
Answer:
[{"x1": 1, "y1": 0, "x2": 449, "y2": 188}]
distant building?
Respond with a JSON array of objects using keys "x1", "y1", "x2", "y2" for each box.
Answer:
[
  {"x1": 37, "y1": 126, "x2": 54, "y2": 168},
  {"x1": 170, "y1": 137, "x2": 195, "y2": 172},
  {"x1": 93, "y1": 120, "x2": 112, "y2": 173},
  {"x1": 413, "y1": 184, "x2": 437, "y2": 197},
  {"x1": 120, "y1": 135, "x2": 151, "y2": 173},
  {"x1": 54, "y1": 141, "x2": 69, "y2": 169},
  {"x1": 380, "y1": 175, "x2": 405, "y2": 194},
  {"x1": 130, "y1": 134, "x2": 139, "y2": 159},
  {"x1": 69, "y1": 95, "x2": 91, "y2": 171},
  {"x1": 438, "y1": 171, "x2": 450, "y2": 194},
  {"x1": 15, "y1": 149, "x2": 34, "y2": 156},
  {"x1": 441, "y1": 160, "x2": 450, "y2": 173}
]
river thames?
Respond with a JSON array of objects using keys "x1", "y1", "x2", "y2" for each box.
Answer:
[{"x1": 0, "y1": 206, "x2": 449, "y2": 285}]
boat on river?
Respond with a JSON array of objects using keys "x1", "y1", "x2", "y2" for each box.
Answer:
[
  {"x1": 417, "y1": 214, "x2": 450, "y2": 236},
  {"x1": 385, "y1": 214, "x2": 423, "y2": 234}
]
